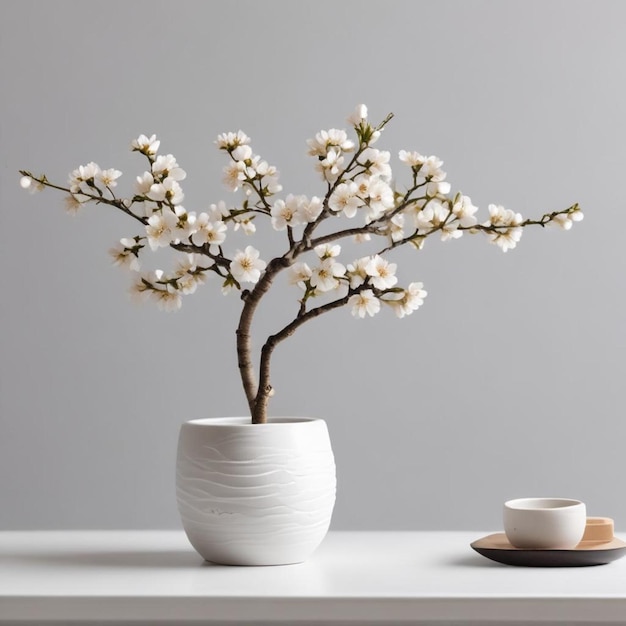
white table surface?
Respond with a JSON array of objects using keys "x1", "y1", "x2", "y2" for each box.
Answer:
[{"x1": 1, "y1": 530, "x2": 626, "y2": 625}]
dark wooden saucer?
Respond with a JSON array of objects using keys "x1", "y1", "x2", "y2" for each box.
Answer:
[{"x1": 471, "y1": 533, "x2": 626, "y2": 567}]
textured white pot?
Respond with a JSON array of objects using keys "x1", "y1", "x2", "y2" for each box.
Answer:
[{"x1": 176, "y1": 416, "x2": 336, "y2": 565}]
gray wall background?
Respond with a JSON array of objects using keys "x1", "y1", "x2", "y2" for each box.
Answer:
[{"x1": 1, "y1": 0, "x2": 625, "y2": 532}]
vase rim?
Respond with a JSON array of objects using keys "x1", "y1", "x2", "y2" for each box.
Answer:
[{"x1": 184, "y1": 416, "x2": 322, "y2": 427}]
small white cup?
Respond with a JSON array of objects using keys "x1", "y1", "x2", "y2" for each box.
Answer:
[{"x1": 503, "y1": 497, "x2": 587, "y2": 549}]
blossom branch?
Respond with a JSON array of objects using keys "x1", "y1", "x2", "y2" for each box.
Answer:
[
  {"x1": 20, "y1": 108, "x2": 584, "y2": 426},
  {"x1": 19, "y1": 170, "x2": 145, "y2": 224},
  {"x1": 458, "y1": 204, "x2": 582, "y2": 232},
  {"x1": 301, "y1": 114, "x2": 393, "y2": 241}
]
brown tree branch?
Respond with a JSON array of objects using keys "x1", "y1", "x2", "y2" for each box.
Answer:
[
  {"x1": 236, "y1": 256, "x2": 292, "y2": 418},
  {"x1": 252, "y1": 292, "x2": 352, "y2": 423}
]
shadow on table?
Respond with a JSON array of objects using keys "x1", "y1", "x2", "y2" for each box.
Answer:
[
  {"x1": 446, "y1": 554, "x2": 505, "y2": 568},
  {"x1": 3, "y1": 550, "x2": 228, "y2": 569}
]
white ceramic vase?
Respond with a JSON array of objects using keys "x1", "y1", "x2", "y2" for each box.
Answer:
[{"x1": 176, "y1": 416, "x2": 336, "y2": 565}]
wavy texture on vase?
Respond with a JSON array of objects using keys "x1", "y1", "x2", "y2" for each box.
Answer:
[{"x1": 176, "y1": 417, "x2": 336, "y2": 565}]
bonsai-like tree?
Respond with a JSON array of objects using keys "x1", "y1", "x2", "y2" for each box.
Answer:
[{"x1": 20, "y1": 105, "x2": 583, "y2": 424}]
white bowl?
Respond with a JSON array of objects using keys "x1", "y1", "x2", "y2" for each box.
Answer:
[{"x1": 503, "y1": 497, "x2": 586, "y2": 549}]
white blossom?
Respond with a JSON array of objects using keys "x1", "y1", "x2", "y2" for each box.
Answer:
[
  {"x1": 489, "y1": 227, "x2": 523, "y2": 252},
  {"x1": 175, "y1": 274, "x2": 197, "y2": 295},
  {"x1": 97, "y1": 168, "x2": 122, "y2": 188},
  {"x1": 551, "y1": 209, "x2": 584, "y2": 230},
  {"x1": 147, "y1": 177, "x2": 184, "y2": 204},
  {"x1": 299, "y1": 196, "x2": 324, "y2": 223},
  {"x1": 216, "y1": 130, "x2": 250, "y2": 150},
  {"x1": 426, "y1": 180, "x2": 451, "y2": 197},
  {"x1": 154, "y1": 288, "x2": 183, "y2": 312},
  {"x1": 175, "y1": 253, "x2": 205, "y2": 275},
  {"x1": 316, "y1": 148, "x2": 345, "y2": 182},
  {"x1": 346, "y1": 257, "x2": 371, "y2": 288},
  {"x1": 354, "y1": 174, "x2": 374, "y2": 198},
  {"x1": 233, "y1": 216, "x2": 256, "y2": 235},
  {"x1": 358, "y1": 148, "x2": 392, "y2": 179},
  {"x1": 129, "y1": 283, "x2": 147, "y2": 304},
  {"x1": 404, "y1": 198, "x2": 427, "y2": 224},
  {"x1": 171, "y1": 206, "x2": 197, "y2": 241},
  {"x1": 254, "y1": 159, "x2": 277, "y2": 177},
  {"x1": 365, "y1": 178, "x2": 394, "y2": 220},
  {"x1": 135, "y1": 172, "x2": 154, "y2": 195},
  {"x1": 131, "y1": 134, "x2": 160, "y2": 155},
  {"x1": 76, "y1": 162, "x2": 101, "y2": 182},
  {"x1": 349, "y1": 289, "x2": 380, "y2": 318},
  {"x1": 192, "y1": 213, "x2": 227, "y2": 252},
  {"x1": 452, "y1": 195, "x2": 479, "y2": 228},
  {"x1": 415, "y1": 200, "x2": 459, "y2": 241},
  {"x1": 386, "y1": 282, "x2": 428, "y2": 318},
  {"x1": 398, "y1": 150, "x2": 425, "y2": 167},
  {"x1": 271, "y1": 195, "x2": 305, "y2": 230},
  {"x1": 145, "y1": 210, "x2": 178, "y2": 250},
  {"x1": 484, "y1": 204, "x2": 524, "y2": 252},
  {"x1": 389, "y1": 213, "x2": 405, "y2": 242},
  {"x1": 315, "y1": 243, "x2": 341, "y2": 259},
  {"x1": 68, "y1": 163, "x2": 102, "y2": 197},
  {"x1": 230, "y1": 246, "x2": 266, "y2": 284},
  {"x1": 253, "y1": 158, "x2": 282, "y2": 194},
  {"x1": 307, "y1": 129, "x2": 354, "y2": 157},
  {"x1": 485, "y1": 204, "x2": 522, "y2": 227},
  {"x1": 290, "y1": 262, "x2": 312, "y2": 288},
  {"x1": 221, "y1": 281, "x2": 236, "y2": 295},
  {"x1": 415, "y1": 200, "x2": 460, "y2": 239},
  {"x1": 231, "y1": 145, "x2": 253, "y2": 162},
  {"x1": 131, "y1": 270, "x2": 183, "y2": 312},
  {"x1": 329, "y1": 182, "x2": 362, "y2": 217},
  {"x1": 347, "y1": 104, "x2": 368, "y2": 126},
  {"x1": 152, "y1": 154, "x2": 186, "y2": 181},
  {"x1": 440, "y1": 220, "x2": 462, "y2": 242},
  {"x1": 310, "y1": 258, "x2": 346, "y2": 292},
  {"x1": 365, "y1": 255, "x2": 398, "y2": 290},
  {"x1": 264, "y1": 175, "x2": 283, "y2": 195},
  {"x1": 419, "y1": 155, "x2": 446, "y2": 181},
  {"x1": 20, "y1": 175, "x2": 34, "y2": 190},
  {"x1": 109, "y1": 238, "x2": 141, "y2": 271},
  {"x1": 175, "y1": 254, "x2": 208, "y2": 295},
  {"x1": 369, "y1": 130, "x2": 382, "y2": 145},
  {"x1": 135, "y1": 200, "x2": 159, "y2": 218},
  {"x1": 222, "y1": 160, "x2": 247, "y2": 191},
  {"x1": 129, "y1": 272, "x2": 154, "y2": 303},
  {"x1": 64, "y1": 194, "x2": 83, "y2": 215},
  {"x1": 207, "y1": 200, "x2": 230, "y2": 221}
]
